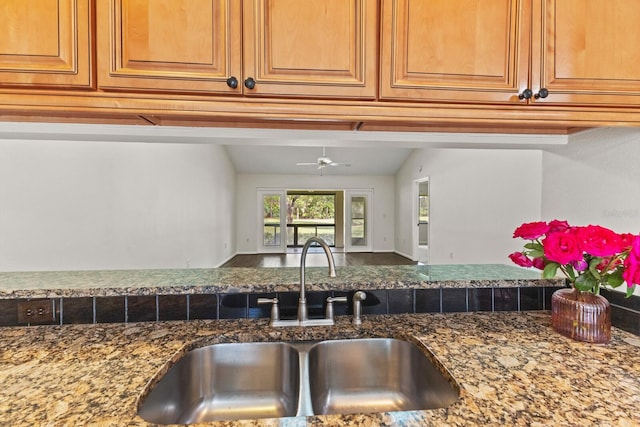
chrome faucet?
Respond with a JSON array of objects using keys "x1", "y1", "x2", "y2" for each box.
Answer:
[
  {"x1": 259, "y1": 236, "x2": 339, "y2": 327},
  {"x1": 298, "y1": 236, "x2": 337, "y2": 322}
]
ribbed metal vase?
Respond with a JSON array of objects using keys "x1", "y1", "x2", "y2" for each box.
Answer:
[{"x1": 551, "y1": 287, "x2": 611, "y2": 343}]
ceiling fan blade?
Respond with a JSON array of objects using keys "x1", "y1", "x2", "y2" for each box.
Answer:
[{"x1": 296, "y1": 147, "x2": 350, "y2": 169}]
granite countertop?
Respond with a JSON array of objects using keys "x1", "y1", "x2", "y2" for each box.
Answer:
[
  {"x1": 0, "y1": 264, "x2": 562, "y2": 299},
  {"x1": 1, "y1": 311, "x2": 638, "y2": 426}
]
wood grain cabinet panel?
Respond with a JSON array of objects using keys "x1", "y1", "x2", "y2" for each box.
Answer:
[
  {"x1": 380, "y1": 0, "x2": 530, "y2": 103},
  {"x1": 382, "y1": 0, "x2": 640, "y2": 107},
  {"x1": 98, "y1": 0, "x2": 377, "y2": 99},
  {"x1": 0, "y1": 0, "x2": 92, "y2": 89},
  {"x1": 97, "y1": 0, "x2": 242, "y2": 94},
  {"x1": 242, "y1": 0, "x2": 377, "y2": 99},
  {"x1": 531, "y1": 0, "x2": 640, "y2": 106}
]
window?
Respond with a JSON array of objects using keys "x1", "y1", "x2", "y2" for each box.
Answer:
[{"x1": 286, "y1": 193, "x2": 336, "y2": 247}]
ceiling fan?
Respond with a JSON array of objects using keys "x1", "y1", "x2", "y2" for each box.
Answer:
[{"x1": 296, "y1": 147, "x2": 351, "y2": 169}]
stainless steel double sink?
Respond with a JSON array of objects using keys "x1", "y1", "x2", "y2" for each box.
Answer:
[{"x1": 138, "y1": 338, "x2": 460, "y2": 424}]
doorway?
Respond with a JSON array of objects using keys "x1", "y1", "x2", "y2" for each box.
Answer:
[
  {"x1": 345, "y1": 189, "x2": 373, "y2": 252},
  {"x1": 285, "y1": 191, "x2": 343, "y2": 249},
  {"x1": 259, "y1": 188, "x2": 374, "y2": 254},
  {"x1": 259, "y1": 189, "x2": 345, "y2": 253},
  {"x1": 414, "y1": 179, "x2": 429, "y2": 263},
  {"x1": 258, "y1": 189, "x2": 287, "y2": 253}
]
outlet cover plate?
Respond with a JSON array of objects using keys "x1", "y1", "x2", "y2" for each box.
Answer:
[{"x1": 17, "y1": 299, "x2": 56, "y2": 324}]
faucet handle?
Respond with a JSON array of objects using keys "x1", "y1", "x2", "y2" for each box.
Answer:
[
  {"x1": 257, "y1": 297, "x2": 280, "y2": 322},
  {"x1": 325, "y1": 296, "x2": 348, "y2": 321}
]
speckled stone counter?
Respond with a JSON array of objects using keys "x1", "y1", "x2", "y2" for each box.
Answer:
[
  {"x1": 1, "y1": 312, "x2": 638, "y2": 426},
  {"x1": 0, "y1": 264, "x2": 561, "y2": 298}
]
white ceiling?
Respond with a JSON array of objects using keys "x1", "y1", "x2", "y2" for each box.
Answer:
[
  {"x1": 0, "y1": 122, "x2": 570, "y2": 176},
  {"x1": 225, "y1": 145, "x2": 413, "y2": 175}
]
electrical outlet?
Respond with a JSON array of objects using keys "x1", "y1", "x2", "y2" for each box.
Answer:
[{"x1": 17, "y1": 299, "x2": 56, "y2": 324}]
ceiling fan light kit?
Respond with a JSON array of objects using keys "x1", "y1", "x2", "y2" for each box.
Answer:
[{"x1": 296, "y1": 147, "x2": 351, "y2": 169}]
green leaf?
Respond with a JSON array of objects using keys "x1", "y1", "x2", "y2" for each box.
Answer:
[
  {"x1": 527, "y1": 250, "x2": 544, "y2": 260},
  {"x1": 605, "y1": 269, "x2": 624, "y2": 288},
  {"x1": 565, "y1": 265, "x2": 576, "y2": 282},
  {"x1": 524, "y1": 242, "x2": 543, "y2": 251},
  {"x1": 524, "y1": 243, "x2": 544, "y2": 259},
  {"x1": 627, "y1": 285, "x2": 636, "y2": 298},
  {"x1": 588, "y1": 257, "x2": 602, "y2": 280},
  {"x1": 543, "y1": 263, "x2": 559, "y2": 279},
  {"x1": 575, "y1": 273, "x2": 598, "y2": 293}
]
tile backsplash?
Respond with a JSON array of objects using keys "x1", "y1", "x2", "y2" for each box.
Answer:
[
  {"x1": 600, "y1": 289, "x2": 640, "y2": 336},
  {"x1": 2, "y1": 286, "x2": 637, "y2": 336}
]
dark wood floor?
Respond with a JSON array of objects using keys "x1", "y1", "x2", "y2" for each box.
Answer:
[{"x1": 220, "y1": 251, "x2": 417, "y2": 268}]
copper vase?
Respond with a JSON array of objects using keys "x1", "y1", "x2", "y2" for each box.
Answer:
[{"x1": 551, "y1": 287, "x2": 611, "y2": 343}]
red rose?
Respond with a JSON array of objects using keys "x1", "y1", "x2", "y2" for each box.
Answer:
[
  {"x1": 596, "y1": 256, "x2": 621, "y2": 273},
  {"x1": 548, "y1": 220, "x2": 571, "y2": 233},
  {"x1": 543, "y1": 230, "x2": 583, "y2": 265},
  {"x1": 509, "y1": 252, "x2": 533, "y2": 267},
  {"x1": 532, "y1": 257, "x2": 545, "y2": 270},
  {"x1": 623, "y1": 235, "x2": 640, "y2": 286},
  {"x1": 577, "y1": 225, "x2": 624, "y2": 257},
  {"x1": 620, "y1": 233, "x2": 635, "y2": 249},
  {"x1": 513, "y1": 221, "x2": 550, "y2": 240}
]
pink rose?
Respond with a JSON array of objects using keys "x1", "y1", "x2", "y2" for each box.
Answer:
[
  {"x1": 548, "y1": 220, "x2": 571, "y2": 233},
  {"x1": 577, "y1": 225, "x2": 625, "y2": 257},
  {"x1": 509, "y1": 252, "x2": 533, "y2": 267},
  {"x1": 623, "y1": 235, "x2": 640, "y2": 286},
  {"x1": 513, "y1": 221, "x2": 550, "y2": 240},
  {"x1": 532, "y1": 257, "x2": 546, "y2": 270},
  {"x1": 620, "y1": 233, "x2": 635, "y2": 250},
  {"x1": 596, "y1": 256, "x2": 621, "y2": 273},
  {"x1": 572, "y1": 259, "x2": 588, "y2": 272},
  {"x1": 543, "y1": 230, "x2": 583, "y2": 265}
]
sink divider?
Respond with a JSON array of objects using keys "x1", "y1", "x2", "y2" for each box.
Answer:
[{"x1": 294, "y1": 341, "x2": 315, "y2": 417}]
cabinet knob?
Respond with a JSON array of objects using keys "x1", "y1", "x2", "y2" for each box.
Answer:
[
  {"x1": 535, "y1": 88, "x2": 549, "y2": 99},
  {"x1": 226, "y1": 76, "x2": 238, "y2": 89},
  {"x1": 244, "y1": 77, "x2": 256, "y2": 90},
  {"x1": 518, "y1": 88, "x2": 533, "y2": 100}
]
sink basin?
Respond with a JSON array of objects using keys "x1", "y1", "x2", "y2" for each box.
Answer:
[
  {"x1": 138, "y1": 338, "x2": 459, "y2": 423},
  {"x1": 138, "y1": 342, "x2": 300, "y2": 424},
  {"x1": 307, "y1": 338, "x2": 459, "y2": 415}
]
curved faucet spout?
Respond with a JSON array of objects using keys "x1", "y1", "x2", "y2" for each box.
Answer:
[{"x1": 298, "y1": 237, "x2": 337, "y2": 322}]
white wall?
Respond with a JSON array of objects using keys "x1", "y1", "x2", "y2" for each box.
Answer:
[
  {"x1": 5, "y1": 126, "x2": 637, "y2": 273},
  {"x1": 236, "y1": 174, "x2": 395, "y2": 253},
  {"x1": 542, "y1": 127, "x2": 640, "y2": 232},
  {"x1": 542, "y1": 127, "x2": 640, "y2": 295},
  {"x1": 395, "y1": 148, "x2": 543, "y2": 264},
  {"x1": 0, "y1": 141, "x2": 236, "y2": 271}
]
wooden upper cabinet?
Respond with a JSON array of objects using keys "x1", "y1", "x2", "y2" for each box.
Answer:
[
  {"x1": 531, "y1": 0, "x2": 640, "y2": 106},
  {"x1": 381, "y1": 0, "x2": 640, "y2": 107},
  {"x1": 242, "y1": 0, "x2": 377, "y2": 99},
  {"x1": 97, "y1": 0, "x2": 242, "y2": 94},
  {"x1": 97, "y1": 0, "x2": 377, "y2": 98},
  {"x1": 0, "y1": 0, "x2": 92, "y2": 89},
  {"x1": 380, "y1": 0, "x2": 530, "y2": 103}
]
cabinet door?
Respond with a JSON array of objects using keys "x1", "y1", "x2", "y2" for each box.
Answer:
[
  {"x1": 242, "y1": 0, "x2": 377, "y2": 99},
  {"x1": 380, "y1": 0, "x2": 530, "y2": 104},
  {"x1": 97, "y1": 0, "x2": 241, "y2": 94},
  {"x1": 0, "y1": 0, "x2": 92, "y2": 89},
  {"x1": 531, "y1": 0, "x2": 640, "y2": 106}
]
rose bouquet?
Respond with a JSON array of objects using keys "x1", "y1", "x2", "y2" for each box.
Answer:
[{"x1": 509, "y1": 220, "x2": 639, "y2": 297}]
